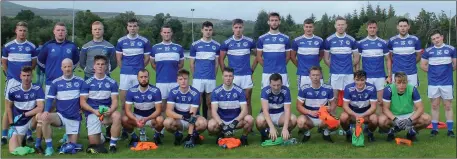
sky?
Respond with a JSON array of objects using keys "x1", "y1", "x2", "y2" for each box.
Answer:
[{"x1": 10, "y1": 1, "x2": 457, "y2": 22}]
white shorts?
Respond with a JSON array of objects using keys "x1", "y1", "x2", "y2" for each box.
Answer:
[
  {"x1": 192, "y1": 79, "x2": 216, "y2": 93},
  {"x1": 86, "y1": 114, "x2": 104, "y2": 136},
  {"x1": 156, "y1": 83, "x2": 178, "y2": 99},
  {"x1": 12, "y1": 120, "x2": 32, "y2": 135},
  {"x1": 179, "y1": 119, "x2": 189, "y2": 131},
  {"x1": 394, "y1": 112, "x2": 414, "y2": 120},
  {"x1": 222, "y1": 119, "x2": 236, "y2": 125},
  {"x1": 308, "y1": 116, "x2": 322, "y2": 127},
  {"x1": 329, "y1": 74, "x2": 354, "y2": 90},
  {"x1": 262, "y1": 73, "x2": 289, "y2": 89},
  {"x1": 57, "y1": 113, "x2": 80, "y2": 135},
  {"x1": 270, "y1": 112, "x2": 283, "y2": 127},
  {"x1": 119, "y1": 74, "x2": 139, "y2": 90},
  {"x1": 233, "y1": 75, "x2": 253, "y2": 89},
  {"x1": 367, "y1": 77, "x2": 385, "y2": 91},
  {"x1": 392, "y1": 73, "x2": 418, "y2": 87},
  {"x1": 297, "y1": 76, "x2": 323, "y2": 89},
  {"x1": 428, "y1": 85, "x2": 454, "y2": 100},
  {"x1": 134, "y1": 114, "x2": 153, "y2": 127},
  {"x1": 45, "y1": 85, "x2": 50, "y2": 99},
  {"x1": 4, "y1": 79, "x2": 20, "y2": 100}
]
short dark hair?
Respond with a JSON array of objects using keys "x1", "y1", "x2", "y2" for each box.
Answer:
[
  {"x1": 397, "y1": 18, "x2": 409, "y2": 25},
  {"x1": 138, "y1": 69, "x2": 149, "y2": 76},
  {"x1": 202, "y1": 21, "x2": 213, "y2": 29},
  {"x1": 177, "y1": 69, "x2": 190, "y2": 77},
  {"x1": 128, "y1": 18, "x2": 138, "y2": 24},
  {"x1": 430, "y1": 29, "x2": 442, "y2": 37},
  {"x1": 232, "y1": 19, "x2": 244, "y2": 26},
  {"x1": 223, "y1": 67, "x2": 234, "y2": 74},
  {"x1": 394, "y1": 71, "x2": 408, "y2": 83},
  {"x1": 354, "y1": 70, "x2": 367, "y2": 80},
  {"x1": 268, "y1": 12, "x2": 280, "y2": 20},
  {"x1": 94, "y1": 55, "x2": 107, "y2": 64},
  {"x1": 303, "y1": 18, "x2": 314, "y2": 25},
  {"x1": 269, "y1": 73, "x2": 282, "y2": 83},
  {"x1": 367, "y1": 19, "x2": 377, "y2": 25},
  {"x1": 309, "y1": 66, "x2": 322, "y2": 74},
  {"x1": 21, "y1": 66, "x2": 33, "y2": 73},
  {"x1": 161, "y1": 24, "x2": 173, "y2": 32},
  {"x1": 335, "y1": 16, "x2": 346, "y2": 22}
]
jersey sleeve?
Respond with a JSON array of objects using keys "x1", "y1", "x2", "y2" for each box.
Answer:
[
  {"x1": 415, "y1": 38, "x2": 422, "y2": 52},
  {"x1": 421, "y1": 49, "x2": 429, "y2": 60},
  {"x1": 387, "y1": 40, "x2": 393, "y2": 52},
  {"x1": 220, "y1": 42, "x2": 228, "y2": 52},
  {"x1": 111, "y1": 82, "x2": 119, "y2": 95},
  {"x1": 80, "y1": 81, "x2": 89, "y2": 96},
  {"x1": 125, "y1": 90, "x2": 133, "y2": 105},
  {"x1": 285, "y1": 37, "x2": 291, "y2": 51},
  {"x1": 115, "y1": 40, "x2": 123, "y2": 53},
  {"x1": 382, "y1": 42, "x2": 390, "y2": 55},
  {"x1": 108, "y1": 47, "x2": 118, "y2": 72},
  {"x1": 369, "y1": 89, "x2": 378, "y2": 102},
  {"x1": 36, "y1": 87, "x2": 45, "y2": 101},
  {"x1": 291, "y1": 40, "x2": 298, "y2": 51},
  {"x1": 238, "y1": 90, "x2": 247, "y2": 104},
  {"x1": 154, "y1": 89, "x2": 162, "y2": 104},
  {"x1": 215, "y1": 44, "x2": 221, "y2": 57},
  {"x1": 284, "y1": 89, "x2": 291, "y2": 104},
  {"x1": 451, "y1": 47, "x2": 456, "y2": 58},
  {"x1": 210, "y1": 91, "x2": 218, "y2": 104},
  {"x1": 327, "y1": 88, "x2": 335, "y2": 101},
  {"x1": 79, "y1": 47, "x2": 88, "y2": 69},
  {"x1": 191, "y1": 91, "x2": 201, "y2": 108},
  {"x1": 319, "y1": 40, "x2": 325, "y2": 51},
  {"x1": 31, "y1": 46, "x2": 38, "y2": 59},
  {"x1": 356, "y1": 41, "x2": 363, "y2": 53},
  {"x1": 144, "y1": 40, "x2": 152, "y2": 55},
  {"x1": 256, "y1": 38, "x2": 264, "y2": 51},
  {"x1": 6, "y1": 89, "x2": 14, "y2": 101},
  {"x1": 166, "y1": 91, "x2": 175, "y2": 104},
  {"x1": 343, "y1": 87, "x2": 351, "y2": 102},
  {"x1": 382, "y1": 86, "x2": 392, "y2": 102},
  {"x1": 412, "y1": 87, "x2": 421, "y2": 103},
  {"x1": 179, "y1": 46, "x2": 184, "y2": 60},
  {"x1": 250, "y1": 40, "x2": 256, "y2": 50},
  {"x1": 47, "y1": 82, "x2": 58, "y2": 98},
  {"x1": 1, "y1": 47, "x2": 8, "y2": 59},
  {"x1": 189, "y1": 44, "x2": 196, "y2": 59},
  {"x1": 71, "y1": 45, "x2": 80, "y2": 68},
  {"x1": 261, "y1": 88, "x2": 268, "y2": 101},
  {"x1": 324, "y1": 39, "x2": 330, "y2": 51},
  {"x1": 351, "y1": 39, "x2": 358, "y2": 51},
  {"x1": 297, "y1": 88, "x2": 306, "y2": 102},
  {"x1": 150, "y1": 46, "x2": 156, "y2": 59},
  {"x1": 37, "y1": 44, "x2": 48, "y2": 69}
]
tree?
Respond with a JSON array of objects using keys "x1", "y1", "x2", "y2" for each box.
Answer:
[
  {"x1": 349, "y1": 9, "x2": 361, "y2": 37},
  {"x1": 253, "y1": 10, "x2": 269, "y2": 39},
  {"x1": 415, "y1": 9, "x2": 439, "y2": 47},
  {"x1": 360, "y1": 6, "x2": 368, "y2": 23},
  {"x1": 318, "y1": 13, "x2": 331, "y2": 38},
  {"x1": 310, "y1": 13, "x2": 316, "y2": 21},
  {"x1": 366, "y1": 3, "x2": 375, "y2": 20},
  {"x1": 375, "y1": 5, "x2": 382, "y2": 21},
  {"x1": 15, "y1": 10, "x2": 35, "y2": 21},
  {"x1": 387, "y1": 4, "x2": 395, "y2": 18}
]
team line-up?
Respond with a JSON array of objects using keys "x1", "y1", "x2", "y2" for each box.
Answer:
[{"x1": 2, "y1": 12, "x2": 456, "y2": 155}]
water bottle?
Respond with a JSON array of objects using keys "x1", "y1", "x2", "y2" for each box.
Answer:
[
  {"x1": 139, "y1": 128, "x2": 147, "y2": 141},
  {"x1": 338, "y1": 129, "x2": 346, "y2": 136},
  {"x1": 282, "y1": 138, "x2": 298, "y2": 146}
]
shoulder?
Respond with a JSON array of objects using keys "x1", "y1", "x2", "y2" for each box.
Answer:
[
  {"x1": 346, "y1": 34, "x2": 356, "y2": 41},
  {"x1": 211, "y1": 40, "x2": 221, "y2": 46},
  {"x1": 128, "y1": 86, "x2": 139, "y2": 93},
  {"x1": 326, "y1": 34, "x2": 337, "y2": 41},
  {"x1": 106, "y1": 77, "x2": 117, "y2": 84},
  {"x1": 103, "y1": 40, "x2": 115, "y2": 47},
  {"x1": 189, "y1": 87, "x2": 199, "y2": 96},
  {"x1": 425, "y1": 46, "x2": 434, "y2": 52},
  {"x1": 444, "y1": 44, "x2": 455, "y2": 51},
  {"x1": 259, "y1": 33, "x2": 270, "y2": 39},
  {"x1": 233, "y1": 85, "x2": 243, "y2": 93},
  {"x1": 4, "y1": 40, "x2": 16, "y2": 47},
  {"x1": 389, "y1": 35, "x2": 399, "y2": 41},
  {"x1": 191, "y1": 40, "x2": 201, "y2": 46},
  {"x1": 322, "y1": 84, "x2": 333, "y2": 90},
  {"x1": 172, "y1": 43, "x2": 183, "y2": 48},
  {"x1": 152, "y1": 43, "x2": 162, "y2": 48},
  {"x1": 345, "y1": 83, "x2": 356, "y2": 92},
  {"x1": 408, "y1": 35, "x2": 419, "y2": 41},
  {"x1": 25, "y1": 41, "x2": 36, "y2": 48},
  {"x1": 51, "y1": 77, "x2": 63, "y2": 84},
  {"x1": 117, "y1": 35, "x2": 128, "y2": 42},
  {"x1": 378, "y1": 38, "x2": 388, "y2": 44},
  {"x1": 224, "y1": 38, "x2": 233, "y2": 45},
  {"x1": 74, "y1": 76, "x2": 85, "y2": 82},
  {"x1": 213, "y1": 85, "x2": 224, "y2": 94},
  {"x1": 148, "y1": 85, "x2": 160, "y2": 93},
  {"x1": 279, "y1": 33, "x2": 290, "y2": 39},
  {"x1": 31, "y1": 84, "x2": 41, "y2": 91},
  {"x1": 358, "y1": 37, "x2": 368, "y2": 44},
  {"x1": 243, "y1": 36, "x2": 254, "y2": 43},
  {"x1": 365, "y1": 83, "x2": 376, "y2": 92},
  {"x1": 9, "y1": 85, "x2": 22, "y2": 94},
  {"x1": 137, "y1": 35, "x2": 149, "y2": 43},
  {"x1": 281, "y1": 86, "x2": 290, "y2": 94},
  {"x1": 300, "y1": 84, "x2": 312, "y2": 91},
  {"x1": 82, "y1": 41, "x2": 93, "y2": 49},
  {"x1": 294, "y1": 35, "x2": 304, "y2": 42},
  {"x1": 314, "y1": 35, "x2": 324, "y2": 41},
  {"x1": 85, "y1": 77, "x2": 95, "y2": 84}
]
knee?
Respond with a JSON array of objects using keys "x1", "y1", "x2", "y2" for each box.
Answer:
[
  {"x1": 378, "y1": 115, "x2": 388, "y2": 127},
  {"x1": 207, "y1": 120, "x2": 218, "y2": 131},
  {"x1": 369, "y1": 115, "x2": 378, "y2": 125},
  {"x1": 163, "y1": 118, "x2": 174, "y2": 128},
  {"x1": 197, "y1": 118, "x2": 207, "y2": 128},
  {"x1": 420, "y1": 114, "x2": 432, "y2": 125},
  {"x1": 444, "y1": 103, "x2": 452, "y2": 111},
  {"x1": 431, "y1": 103, "x2": 440, "y2": 110},
  {"x1": 156, "y1": 116, "x2": 164, "y2": 126},
  {"x1": 244, "y1": 115, "x2": 254, "y2": 125},
  {"x1": 111, "y1": 111, "x2": 121, "y2": 121},
  {"x1": 339, "y1": 112, "x2": 349, "y2": 123},
  {"x1": 121, "y1": 116, "x2": 129, "y2": 124},
  {"x1": 297, "y1": 116, "x2": 306, "y2": 127}
]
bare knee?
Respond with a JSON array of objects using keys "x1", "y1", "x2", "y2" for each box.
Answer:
[
  {"x1": 155, "y1": 116, "x2": 164, "y2": 126},
  {"x1": 339, "y1": 112, "x2": 350, "y2": 123},
  {"x1": 420, "y1": 114, "x2": 432, "y2": 125},
  {"x1": 111, "y1": 111, "x2": 121, "y2": 123},
  {"x1": 163, "y1": 118, "x2": 174, "y2": 128},
  {"x1": 369, "y1": 114, "x2": 378, "y2": 125}
]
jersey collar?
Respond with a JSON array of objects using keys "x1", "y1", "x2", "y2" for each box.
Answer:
[
  {"x1": 355, "y1": 84, "x2": 367, "y2": 92},
  {"x1": 94, "y1": 74, "x2": 106, "y2": 80},
  {"x1": 303, "y1": 34, "x2": 314, "y2": 39},
  {"x1": 397, "y1": 34, "x2": 410, "y2": 39},
  {"x1": 335, "y1": 33, "x2": 347, "y2": 38},
  {"x1": 14, "y1": 39, "x2": 28, "y2": 45},
  {"x1": 232, "y1": 35, "x2": 244, "y2": 41},
  {"x1": 179, "y1": 86, "x2": 190, "y2": 94},
  {"x1": 20, "y1": 84, "x2": 32, "y2": 92},
  {"x1": 222, "y1": 84, "x2": 234, "y2": 91},
  {"x1": 268, "y1": 31, "x2": 281, "y2": 35},
  {"x1": 161, "y1": 41, "x2": 173, "y2": 45},
  {"x1": 138, "y1": 85, "x2": 150, "y2": 93},
  {"x1": 127, "y1": 34, "x2": 139, "y2": 40},
  {"x1": 434, "y1": 44, "x2": 445, "y2": 49},
  {"x1": 62, "y1": 75, "x2": 75, "y2": 81},
  {"x1": 366, "y1": 36, "x2": 378, "y2": 41}
]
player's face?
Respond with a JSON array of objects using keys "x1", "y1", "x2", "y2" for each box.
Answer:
[
  {"x1": 309, "y1": 70, "x2": 322, "y2": 84},
  {"x1": 20, "y1": 71, "x2": 32, "y2": 86},
  {"x1": 232, "y1": 24, "x2": 244, "y2": 37},
  {"x1": 397, "y1": 22, "x2": 409, "y2": 35},
  {"x1": 61, "y1": 61, "x2": 73, "y2": 77},
  {"x1": 354, "y1": 77, "x2": 366, "y2": 90},
  {"x1": 268, "y1": 16, "x2": 280, "y2": 31},
  {"x1": 177, "y1": 74, "x2": 189, "y2": 88},
  {"x1": 53, "y1": 25, "x2": 67, "y2": 41},
  {"x1": 161, "y1": 28, "x2": 173, "y2": 42},
  {"x1": 270, "y1": 80, "x2": 282, "y2": 93},
  {"x1": 367, "y1": 23, "x2": 377, "y2": 36},
  {"x1": 127, "y1": 22, "x2": 139, "y2": 35},
  {"x1": 223, "y1": 71, "x2": 234, "y2": 86},
  {"x1": 335, "y1": 20, "x2": 347, "y2": 34},
  {"x1": 15, "y1": 26, "x2": 27, "y2": 40},
  {"x1": 93, "y1": 60, "x2": 106, "y2": 74},
  {"x1": 201, "y1": 26, "x2": 213, "y2": 39},
  {"x1": 395, "y1": 80, "x2": 407, "y2": 94},
  {"x1": 303, "y1": 23, "x2": 314, "y2": 35},
  {"x1": 430, "y1": 33, "x2": 444, "y2": 46},
  {"x1": 92, "y1": 24, "x2": 104, "y2": 39},
  {"x1": 137, "y1": 71, "x2": 149, "y2": 87}
]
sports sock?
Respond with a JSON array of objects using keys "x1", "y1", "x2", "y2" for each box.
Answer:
[
  {"x1": 447, "y1": 120, "x2": 454, "y2": 131},
  {"x1": 304, "y1": 130, "x2": 311, "y2": 136},
  {"x1": 110, "y1": 137, "x2": 118, "y2": 146},
  {"x1": 26, "y1": 129, "x2": 32, "y2": 138},
  {"x1": 2, "y1": 129, "x2": 7, "y2": 137},
  {"x1": 45, "y1": 139, "x2": 53, "y2": 148},
  {"x1": 431, "y1": 120, "x2": 438, "y2": 131},
  {"x1": 130, "y1": 132, "x2": 138, "y2": 139},
  {"x1": 35, "y1": 138, "x2": 42, "y2": 148}
]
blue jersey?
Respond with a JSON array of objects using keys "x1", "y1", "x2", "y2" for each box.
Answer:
[
  {"x1": 292, "y1": 35, "x2": 324, "y2": 76},
  {"x1": 1, "y1": 40, "x2": 37, "y2": 81},
  {"x1": 167, "y1": 86, "x2": 201, "y2": 115},
  {"x1": 46, "y1": 75, "x2": 84, "y2": 121},
  {"x1": 422, "y1": 44, "x2": 456, "y2": 86},
  {"x1": 211, "y1": 85, "x2": 246, "y2": 122},
  {"x1": 115, "y1": 35, "x2": 151, "y2": 75},
  {"x1": 260, "y1": 85, "x2": 291, "y2": 114},
  {"x1": 257, "y1": 32, "x2": 291, "y2": 74},
  {"x1": 297, "y1": 84, "x2": 334, "y2": 118},
  {"x1": 151, "y1": 42, "x2": 184, "y2": 83},
  {"x1": 7, "y1": 84, "x2": 45, "y2": 126},
  {"x1": 189, "y1": 39, "x2": 221, "y2": 79},
  {"x1": 324, "y1": 33, "x2": 358, "y2": 74},
  {"x1": 382, "y1": 84, "x2": 421, "y2": 103},
  {"x1": 37, "y1": 40, "x2": 79, "y2": 85},
  {"x1": 357, "y1": 37, "x2": 389, "y2": 78},
  {"x1": 343, "y1": 83, "x2": 377, "y2": 113},
  {"x1": 221, "y1": 36, "x2": 255, "y2": 76},
  {"x1": 388, "y1": 34, "x2": 422, "y2": 75},
  {"x1": 80, "y1": 75, "x2": 119, "y2": 115},
  {"x1": 126, "y1": 84, "x2": 162, "y2": 117}
]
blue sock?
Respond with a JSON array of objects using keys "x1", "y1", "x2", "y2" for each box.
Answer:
[
  {"x1": 35, "y1": 138, "x2": 42, "y2": 148},
  {"x1": 409, "y1": 128, "x2": 416, "y2": 135},
  {"x1": 432, "y1": 120, "x2": 438, "y2": 131},
  {"x1": 174, "y1": 131, "x2": 182, "y2": 136},
  {"x1": 45, "y1": 139, "x2": 53, "y2": 148},
  {"x1": 2, "y1": 129, "x2": 7, "y2": 137},
  {"x1": 447, "y1": 120, "x2": 454, "y2": 131},
  {"x1": 130, "y1": 132, "x2": 138, "y2": 139},
  {"x1": 26, "y1": 129, "x2": 32, "y2": 137},
  {"x1": 110, "y1": 138, "x2": 118, "y2": 146},
  {"x1": 260, "y1": 129, "x2": 267, "y2": 137}
]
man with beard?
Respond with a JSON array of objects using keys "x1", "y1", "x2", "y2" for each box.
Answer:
[{"x1": 256, "y1": 12, "x2": 291, "y2": 89}]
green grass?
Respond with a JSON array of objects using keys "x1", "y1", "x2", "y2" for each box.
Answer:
[{"x1": 1, "y1": 56, "x2": 456, "y2": 158}]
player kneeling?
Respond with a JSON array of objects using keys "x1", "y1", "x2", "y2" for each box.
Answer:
[
  {"x1": 378, "y1": 72, "x2": 431, "y2": 142},
  {"x1": 296, "y1": 66, "x2": 337, "y2": 143},
  {"x1": 339, "y1": 70, "x2": 378, "y2": 143},
  {"x1": 256, "y1": 73, "x2": 297, "y2": 142},
  {"x1": 207, "y1": 67, "x2": 253, "y2": 146},
  {"x1": 163, "y1": 69, "x2": 207, "y2": 148},
  {"x1": 122, "y1": 69, "x2": 164, "y2": 146},
  {"x1": 80, "y1": 55, "x2": 122, "y2": 153}
]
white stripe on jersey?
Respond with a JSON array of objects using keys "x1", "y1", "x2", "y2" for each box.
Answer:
[
  {"x1": 227, "y1": 49, "x2": 250, "y2": 56},
  {"x1": 174, "y1": 103, "x2": 192, "y2": 112},
  {"x1": 134, "y1": 102, "x2": 157, "y2": 110},
  {"x1": 304, "y1": 98, "x2": 332, "y2": 108},
  {"x1": 55, "y1": 90, "x2": 80, "y2": 100},
  {"x1": 297, "y1": 47, "x2": 320, "y2": 55},
  {"x1": 122, "y1": 48, "x2": 145, "y2": 56},
  {"x1": 14, "y1": 101, "x2": 36, "y2": 110},
  {"x1": 213, "y1": 101, "x2": 245, "y2": 109},
  {"x1": 7, "y1": 53, "x2": 32, "y2": 62},
  {"x1": 195, "y1": 52, "x2": 217, "y2": 60},
  {"x1": 392, "y1": 47, "x2": 415, "y2": 55},
  {"x1": 263, "y1": 44, "x2": 286, "y2": 52},
  {"x1": 154, "y1": 52, "x2": 180, "y2": 62},
  {"x1": 428, "y1": 57, "x2": 453, "y2": 65},
  {"x1": 87, "y1": 91, "x2": 112, "y2": 100},
  {"x1": 330, "y1": 47, "x2": 353, "y2": 54},
  {"x1": 361, "y1": 49, "x2": 385, "y2": 57}
]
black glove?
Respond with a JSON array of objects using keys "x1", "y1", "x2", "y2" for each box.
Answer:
[
  {"x1": 188, "y1": 116, "x2": 197, "y2": 124},
  {"x1": 393, "y1": 117, "x2": 406, "y2": 130},
  {"x1": 220, "y1": 123, "x2": 232, "y2": 137},
  {"x1": 181, "y1": 113, "x2": 191, "y2": 122},
  {"x1": 228, "y1": 120, "x2": 239, "y2": 129},
  {"x1": 403, "y1": 118, "x2": 413, "y2": 127}
]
